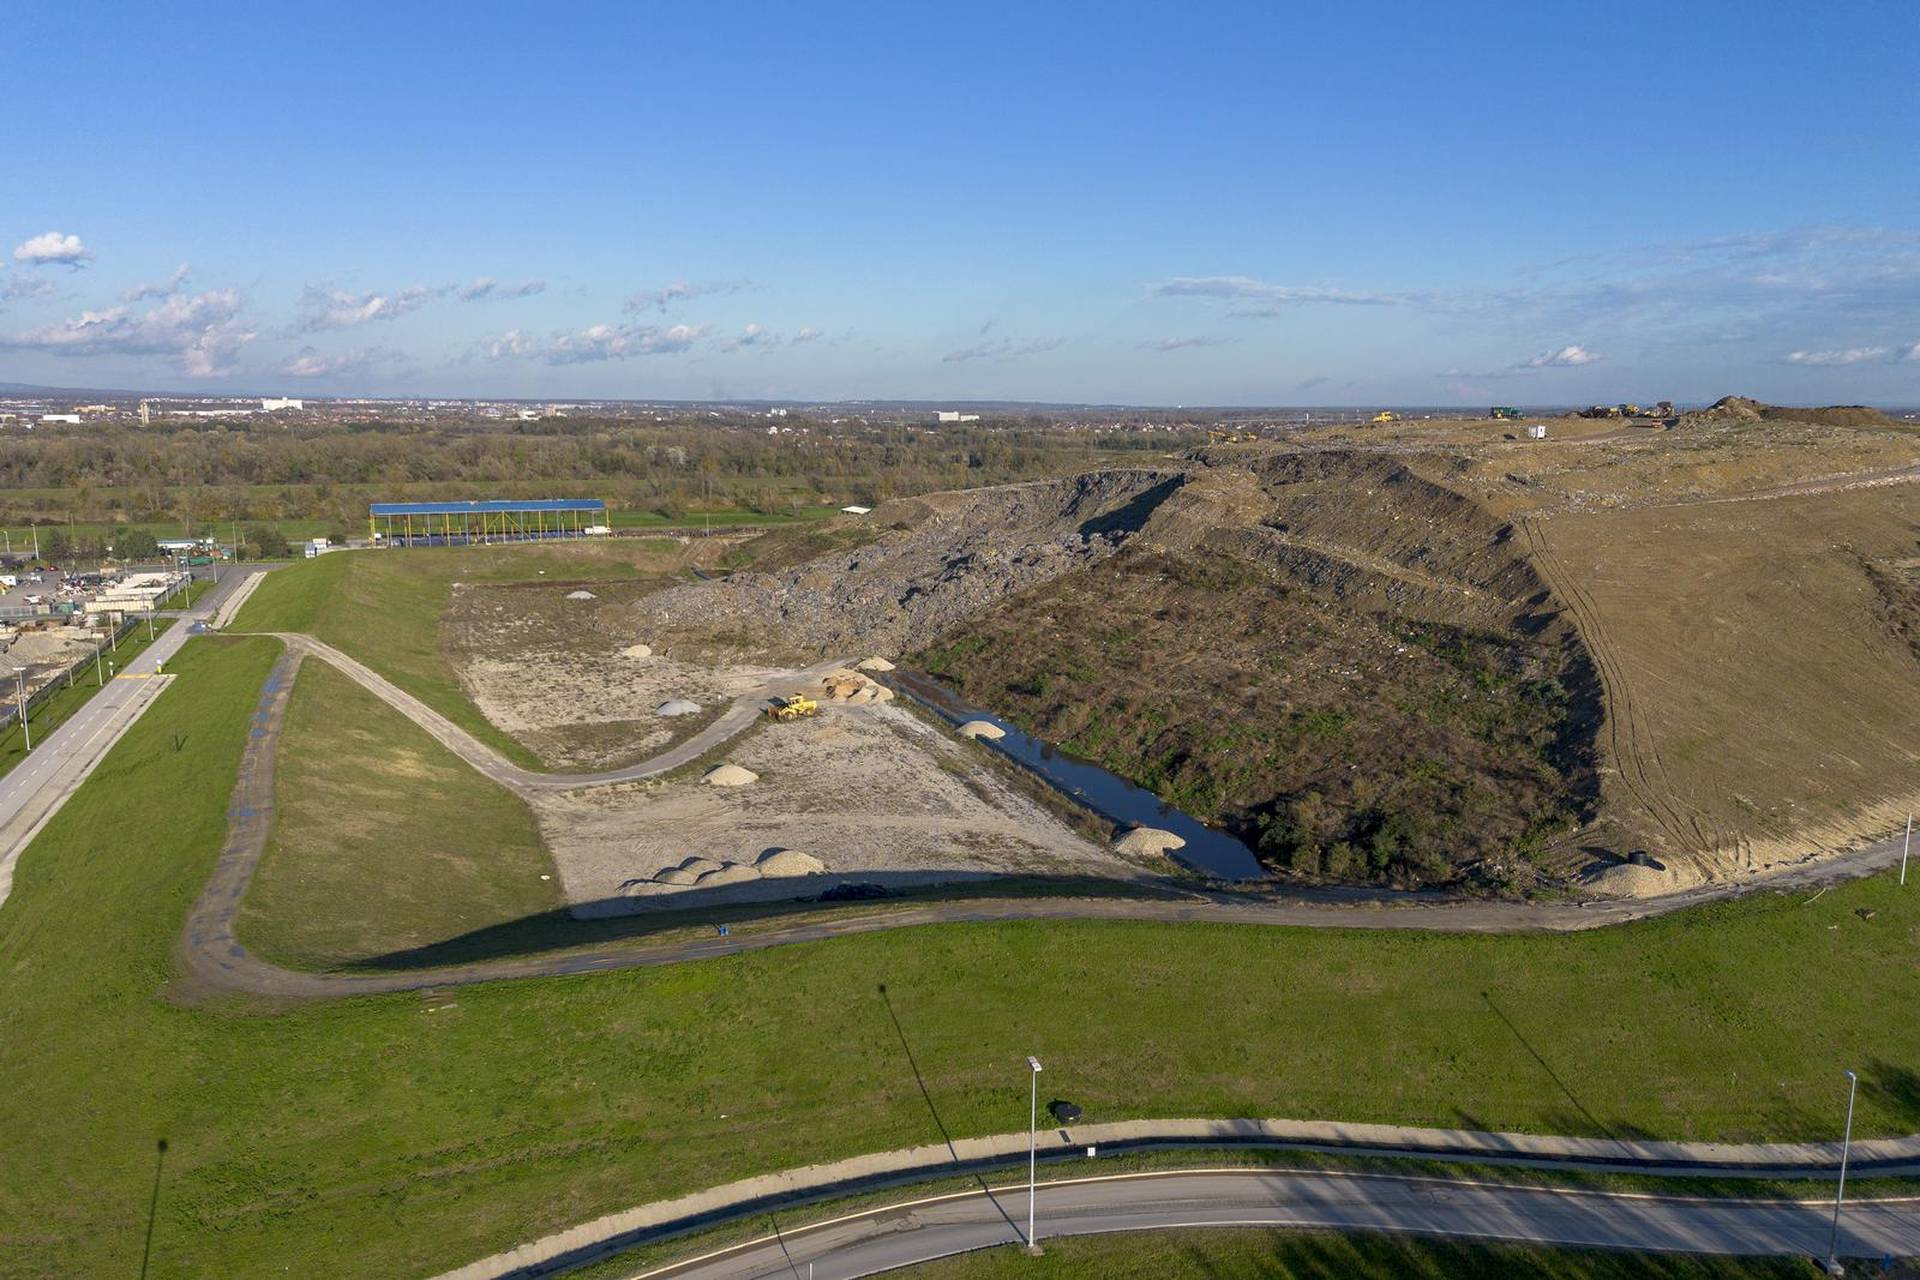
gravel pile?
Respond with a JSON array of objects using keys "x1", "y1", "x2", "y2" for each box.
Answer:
[{"x1": 633, "y1": 469, "x2": 1188, "y2": 655}]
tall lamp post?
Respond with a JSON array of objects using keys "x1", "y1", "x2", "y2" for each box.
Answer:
[
  {"x1": 12, "y1": 667, "x2": 29, "y2": 751},
  {"x1": 1827, "y1": 1068, "x2": 1858, "y2": 1274},
  {"x1": 1025, "y1": 1055, "x2": 1043, "y2": 1252}
]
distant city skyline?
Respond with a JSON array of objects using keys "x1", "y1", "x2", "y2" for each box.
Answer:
[{"x1": 5, "y1": 2, "x2": 1916, "y2": 406}]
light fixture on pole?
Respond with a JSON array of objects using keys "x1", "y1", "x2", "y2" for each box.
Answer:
[
  {"x1": 13, "y1": 667, "x2": 29, "y2": 751},
  {"x1": 1827, "y1": 1068, "x2": 1858, "y2": 1274},
  {"x1": 1025, "y1": 1055, "x2": 1043, "y2": 1253}
]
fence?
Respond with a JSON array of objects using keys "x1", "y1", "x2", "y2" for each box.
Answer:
[{"x1": 0, "y1": 612, "x2": 155, "y2": 733}]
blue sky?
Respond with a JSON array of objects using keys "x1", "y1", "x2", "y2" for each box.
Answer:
[{"x1": 4, "y1": 2, "x2": 1916, "y2": 405}]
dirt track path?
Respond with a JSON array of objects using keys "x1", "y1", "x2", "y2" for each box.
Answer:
[
  {"x1": 173, "y1": 646, "x2": 1914, "y2": 1003},
  {"x1": 256, "y1": 632, "x2": 851, "y2": 795}
]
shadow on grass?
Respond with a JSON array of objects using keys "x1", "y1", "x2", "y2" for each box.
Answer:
[
  {"x1": 878, "y1": 982, "x2": 1026, "y2": 1243},
  {"x1": 336, "y1": 873, "x2": 1178, "y2": 973}
]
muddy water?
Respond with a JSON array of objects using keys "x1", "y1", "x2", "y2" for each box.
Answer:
[{"x1": 887, "y1": 669, "x2": 1268, "y2": 881}]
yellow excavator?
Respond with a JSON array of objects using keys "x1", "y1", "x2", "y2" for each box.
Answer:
[{"x1": 764, "y1": 694, "x2": 819, "y2": 722}]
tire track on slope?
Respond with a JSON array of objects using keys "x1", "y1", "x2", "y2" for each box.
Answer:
[{"x1": 1518, "y1": 519, "x2": 1699, "y2": 854}]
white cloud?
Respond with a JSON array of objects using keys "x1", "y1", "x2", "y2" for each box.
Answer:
[
  {"x1": 1143, "y1": 335, "x2": 1229, "y2": 352},
  {"x1": 284, "y1": 345, "x2": 398, "y2": 378},
  {"x1": 791, "y1": 326, "x2": 822, "y2": 344},
  {"x1": 458, "y1": 276, "x2": 546, "y2": 302},
  {"x1": 943, "y1": 336, "x2": 1062, "y2": 363},
  {"x1": 295, "y1": 283, "x2": 439, "y2": 332},
  {"x1": 122, "y1": 264, "x2": 191, "y2": 303},
  {"x1": 12, "y1": 231, "x2": 92, "y2": 268},
  {"x1": 623, "y1": 279, "x2": 747, "y2": 313},
  {"x1": 0, "y1": 274, "x2": 56, "y2": 302},
  {"x1": 479, "y1": 322, "x2": 709, "y2": 364},
  {"x1": 720, "y1": 322, "x2": 778, "y2": 352},
  {"x1": 1519, "y1": 344, "x2": 1603, "y2": 368},
  {"x1": 476, "y1": 329, "x2": 540, "y2": 360},
  {"x1": 0, "y1": 288, "x2": 254, "y2": 377},
  {"x1": 1151, "y1": 276, "x2": 1406, "y2": 306},
  {"x1": 1784, "y1": 345, "x2": 1892, "y2": 366}
]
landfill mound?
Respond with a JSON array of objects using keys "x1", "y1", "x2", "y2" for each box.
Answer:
[
  {"x1": 633, "y1": 469, "x2": 1188, "y2": 657},
  {"x1": 1694, "y1": 395, "x2": 1892, "y2": 429}
]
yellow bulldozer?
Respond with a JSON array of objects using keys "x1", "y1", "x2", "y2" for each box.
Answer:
[{"x1": 764, "y1": 694, "x2": 819, "y2": 722}]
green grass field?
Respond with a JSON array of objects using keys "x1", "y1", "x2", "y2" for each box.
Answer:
[
  {"x1": 234, "y1": 658, "x2": 561, "y2": 969},
  {"x1": 230, "y1": 543, "x2": 693, "y2": 767},
  {"x1": 1, "y1": 634, "x2": 1917, "y2": 1277},
  {"x1": 897, "y1": 1229, "x2": 1825, "y2": 1278}
]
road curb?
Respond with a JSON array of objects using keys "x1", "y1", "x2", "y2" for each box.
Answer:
[{"x1": 430, "y1": 1117, "x2": 1920, "y2": 1280}]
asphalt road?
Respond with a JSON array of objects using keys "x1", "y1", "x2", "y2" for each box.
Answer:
[
  {"x1": 639, "y1": 1170, "x2": 1920, "y2": 1279},
  {"x1": 0, "y1": 565, "x2": 265, "y2": 909}
]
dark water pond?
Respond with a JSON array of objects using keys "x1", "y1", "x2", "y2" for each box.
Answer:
[{"x1": 887, "y1": 669, "x2": 1267, "y2": 881}]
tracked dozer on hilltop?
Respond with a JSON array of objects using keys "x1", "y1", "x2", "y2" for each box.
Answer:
[{"x1": 764, "y1": 694, "x2": 819, "y2": 722}]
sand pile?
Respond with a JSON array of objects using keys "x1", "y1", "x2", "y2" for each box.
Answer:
[
  {"x1": 566, "y1": 590, "x2": 598, "y2": 601},
  {"x1": 1113, "y1": 826, "x2": 1185, "y2": 856},
  {"x1": 820, "y1": 669, "x2": 895, "y2": 704},
  {"x1": 656, "y1": 699, "x2": 701, "y2": 717},
  {"x1": 627, "y1": 848, "x2": 824, "y2": 896},
  {"x1": 755, "y1": 848, "x2": 825, "y2": 877},
  {"x1": 703, "y1": 763, "x2": 759, "y2": 787},
  {"x1": 622, "y1": 643, "x2": 653, "y2": 659},
  {"x1": 856, "y1": 656, "x2": 896, "y2": 672},
  {"x1": 958, "y1": 720, "x2": 1005, "y2": 740}
]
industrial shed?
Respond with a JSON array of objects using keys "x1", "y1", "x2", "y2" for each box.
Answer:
[{"x1": 368, "y1": 499, "x2": 609, "y2": 547}]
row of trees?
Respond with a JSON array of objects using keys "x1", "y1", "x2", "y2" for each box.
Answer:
[{"x1": 0, "y1": 418, "x2": 1195, "y2": 530}]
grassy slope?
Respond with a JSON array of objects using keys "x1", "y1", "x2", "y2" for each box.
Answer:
[
  {"x1": 900, "y1": 1230, "x2": 1821, "y2": 1278},
  {"x1": 231, "y1": 544, "x2": 676, "y2": 769},
  {"x1": 1, "y1": 641, "x2": 1918, "y2": 1277},
  {"x1": 234, "y1": 658, "x2": 560, "y2": 969}
]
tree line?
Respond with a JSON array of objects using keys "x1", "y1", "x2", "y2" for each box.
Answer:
[{"x1": 0, "y1": 416, "x2": 1195, "y2": 531}]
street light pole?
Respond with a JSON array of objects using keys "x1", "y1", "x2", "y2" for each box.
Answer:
[
  {"x1": 1901, "y1": 815, "x2": 1911, "y2": 887},
  {"x1": 1025, "y1": 1055, "x2": 1043, "y2": 1252},
  {"x1": 13, "y1": 667, "x2": 29, "y2": 751},
  {"x1": 1827, "y1": 1068, "x2": 1858, "y2": 1273}
]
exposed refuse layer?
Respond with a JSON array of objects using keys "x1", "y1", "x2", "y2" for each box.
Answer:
[{"x1": 635, "y1": 469, "x2": 1189, "y2": 656}]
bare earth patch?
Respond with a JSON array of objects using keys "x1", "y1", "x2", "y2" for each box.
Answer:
[
  {"x1": 529, "y1": 702, "x2": 1150, "y2": 915},
  {"x1": 443, "y1": 576, "x2": 780, "y2": 770}
]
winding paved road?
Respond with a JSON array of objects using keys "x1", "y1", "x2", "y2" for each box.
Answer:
[{"x1": 632, "y1": 1170, "x2": 1920, "y2": 1279}]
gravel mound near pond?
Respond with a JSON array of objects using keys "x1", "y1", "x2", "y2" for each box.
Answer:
[
  {"x1": 703, "y1": 763, "x2": 759, "y2": 787},
  {"x1": 566, "y1": 590, "x2": 597, "y2": 600},
  {"x1": 1113, "y1": 826, "x2": 1186, "y2": 856},
  {"x1": 622, "y1": 643, "x2": 653, "y2": 659},
  {"x1": 856, "y1": 656, "x2": 896, "y2": 671},
  {"x1": 656, "y1": 699, "x2": 701, "y2": 717},
  {"x1": 959, "y1": 720, "x2": 1005, "y2": 740}
]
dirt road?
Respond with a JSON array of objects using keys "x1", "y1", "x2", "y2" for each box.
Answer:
[
  {"x1": 174, "y1": 644, "x2": 1914, "y2": 1003},
  {"x1": 260, "y1": 632, "x2": 852, "y2": 793}
]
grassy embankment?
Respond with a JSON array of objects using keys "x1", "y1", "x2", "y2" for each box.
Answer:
[
  {"x1": 899, "y1": 1231, "x2": 1828, "y2": 1279},
  {"x1": 1, "y1": 635, "x2": 1915, "y2": 1276},
  {"x1": 234, "y1": 659, "x2": 561, "y2": 969},
  {"x1": 0, "y1": 618, "x2": 172, "y2": 781},
  {"x1": 230, "y1": 542, "x2": 698, "y2": 768}
]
